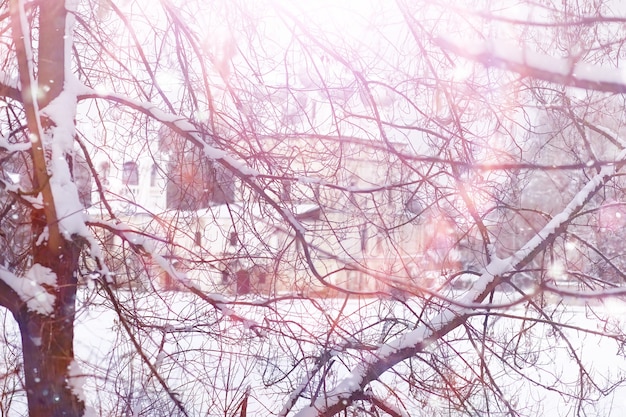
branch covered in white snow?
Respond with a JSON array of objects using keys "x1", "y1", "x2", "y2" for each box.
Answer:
[
  {"x1": 0, "y1": 264, "x2": 57, "y2": 316},
  {"x1": 76, "y1": 87, "x2": 336, "y2": 285},
  {"x1": 289, "y1": 149, "x2": 626, "y2": 416},
  {"x1": 436, "y1": 37, "x2": 626, "y2": 93}
]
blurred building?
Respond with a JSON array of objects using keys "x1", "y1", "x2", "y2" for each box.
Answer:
[{"x1": 91, "y1": 126, "x2": 458, "y2": 296}]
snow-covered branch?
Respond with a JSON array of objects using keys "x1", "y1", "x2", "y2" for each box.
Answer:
[
  {"x1": 0, "y1": 264, "x2": 56, "y2": 316},
  {"x1": 87, "y1": 217, "x2": 264, "y2": 331},
  {"x1": 436, "y1": 37, "x2": 626, "y2": 93},
  {"x1": 76, "y1": 88, "x2": 339, "y2": 285},
  {"x1": 289, "y1": 150, "x2": 625, "y2": 416}
]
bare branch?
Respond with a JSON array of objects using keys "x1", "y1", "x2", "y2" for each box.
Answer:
[{"x1": 436, "y1": 37, "x2": 626, "y2": 94}]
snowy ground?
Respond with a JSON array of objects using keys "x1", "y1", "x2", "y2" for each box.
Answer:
[{"x1": 2, "y1": 290, "x2": 626, "y2": 416}]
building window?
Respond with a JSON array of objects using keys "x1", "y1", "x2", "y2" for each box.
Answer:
[
  {"x1": 150, "y1": 164, "x2": 159, "y2": 187},
  {"x1": 281, "y1": 180, "x2": 292, "y2": 203},
  {"x1": 405, "y1": 191, "x2": 422, "y2": 214},
  {"x1": 99, "y1": 161, "x2": 110, "y2": 184},
  {"x1": 348, "y1": 179, "x2": 358, "y2": 207},
  {"x1": 360, "y1": 223, "x2": 368, "y2": 253},
  {"x1": 211, "y1": 165, "x2": 236, "y2": 205},
  {"x1": 374, "y1": 233, "x2": 384, "y2": 255},
  {"x1": 122, "y1": 161, "x2": 139, "y2": 186},
  {"x1": 257, "y1": 271, "x2": 267, "y2": 284},
  {"x1": 165, "y1": 153, "x2": 236, "y2": 210},
  {"x1": 221, "y1": 269, "x2": 230, "y2": 284},
  {"x1": 229, "y1": 231, "x2": 238, "y2": 247}
]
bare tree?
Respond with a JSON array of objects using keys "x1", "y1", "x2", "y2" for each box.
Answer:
[{"x1": 2, "y1": 0, "x2": 626, "y2": 416}]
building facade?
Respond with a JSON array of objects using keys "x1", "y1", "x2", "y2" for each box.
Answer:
[{"x1": 92, "y1": 128, "x2": 457, "y2": 296}]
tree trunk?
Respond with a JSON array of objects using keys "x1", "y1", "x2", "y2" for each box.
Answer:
[
  {"x1": 16, "y1": 209, "x2": 84, "y2": 416},
  {"x1": 14, "y1": 236, "x2": 84, "y2": 417},
  {"x1": 7, "y1": 0, "x2": 85, "y2": 415},
  {"x1": 14, "y1": 286, "x2": 82, "y2": 416}
]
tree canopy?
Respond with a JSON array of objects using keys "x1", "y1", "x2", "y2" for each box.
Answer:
[{"x1": 2, "y1": 0, "x2": 626, "y2": 416}]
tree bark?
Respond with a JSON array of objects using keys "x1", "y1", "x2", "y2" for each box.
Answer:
[
  {"x1": 8, "y1": 0, "x2": 85, "y2": 415},
  {"x1": 14, "y1": 240, "x2": 84, "y2": 417}
]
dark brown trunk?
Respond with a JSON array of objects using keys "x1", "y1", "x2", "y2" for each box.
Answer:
[
  {"x1": 38, "y1": 0, "x2": 67, "y2": 108},
  {"x1": 14, "y1": 238, "x2": 85, "y2": 417},
  {"x1": 8, "y1": 0, "x2": 85, "y2": 415}
]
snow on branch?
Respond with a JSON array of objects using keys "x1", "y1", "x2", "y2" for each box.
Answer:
[
  {"x1": 77, "y1": 87, "x2": 330, "y2": 282},
  {"x1": 41, "y1": 85, "x2": 92, "y2": 243},
  {"x1": 75, "y1": 86, "x2": 258, "y2": 176},
  {"x1": 289, "y1": 151, "x2": 626, "y2": 416},
  {"x1": 88, "y1": 217, "x2": 263, "y2": 332},
  {"x1": 0, "y1": 264, "x2": 57, "y2": 316},
  {"x1": 436, "y1": 37, "x2": 626, "y2": 93}
]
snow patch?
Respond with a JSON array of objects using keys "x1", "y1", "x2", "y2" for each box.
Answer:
[
  {"x1": 66, "y1": 360, "x2": 87, "y2": 402},
  {"x1": 35, "y1": 226, "x2": 49, "y2": 246},
  {"x1": 27, "y1": 263, "x2": 57, "y2": 286},
  {"x1": 67, "y1": 359, "x2": 98, "y2": 417},
  {"x1": 41, "y1": 81, "x2": 92, "y2": 240},
  {"x1": 0, "y1": 264, "x2": 57, "y2": 315}
]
